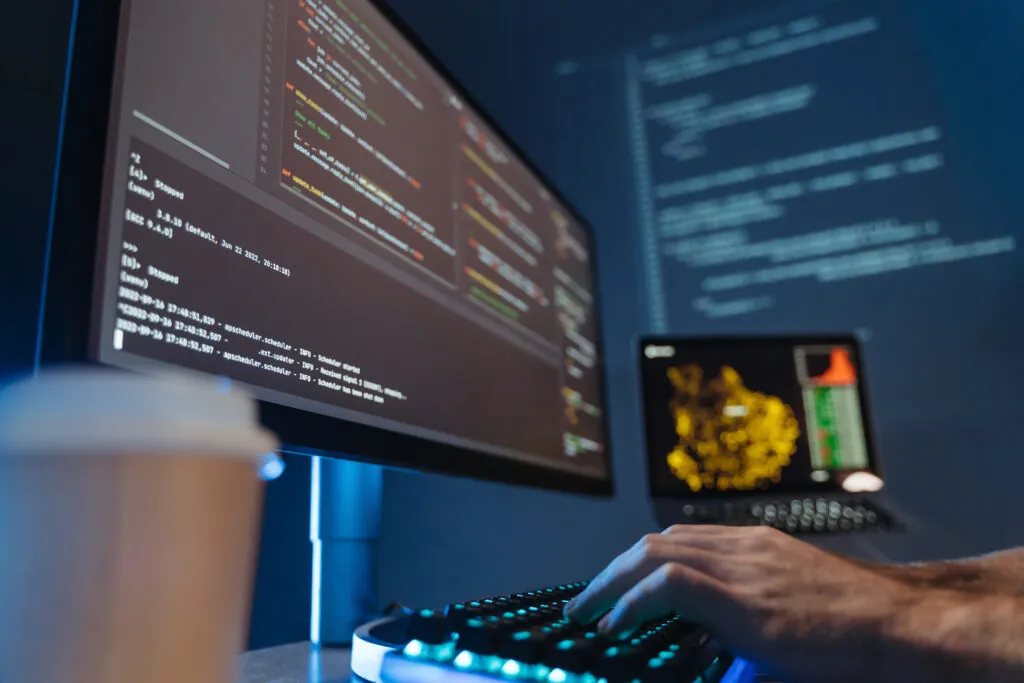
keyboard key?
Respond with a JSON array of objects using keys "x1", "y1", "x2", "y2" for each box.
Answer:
[
  {"x1": 497, "y1": 630, "x2": 545, "y2": 664},
  {"x1": 406, "y1": 609, "x2": 447, "y2": 645},
  {"x1": 456, "y1": 619, "x2": 500, "y2": 655},
  {"x1": 546, "y1": 637, "x2": 598, "y2": 673},
  {"x1": 591, "y1": 645, "x2": 647, "y2": 683},
  {"x1": 652, "y1": 638, "x2": 723, "y2": 683},
  {"x1": 443, "y1": 602, "x2": 478, "y2": 631}
]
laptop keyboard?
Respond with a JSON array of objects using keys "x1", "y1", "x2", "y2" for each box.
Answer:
[{"x1": 676, "y1": 498, "x2": 898, "y2": 534}]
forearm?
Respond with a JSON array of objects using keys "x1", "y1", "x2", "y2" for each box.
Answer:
[
  {"x1": 876, "y1": 590, "x2": 1024, "y2": 683},
  {"x1": 857, "y1": 548, "x2": 1024, "y2": 597}
]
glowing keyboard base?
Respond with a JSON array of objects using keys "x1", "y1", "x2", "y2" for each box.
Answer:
[{"x1": 379, "y1": 649, "x2": 756, "y2": 683}]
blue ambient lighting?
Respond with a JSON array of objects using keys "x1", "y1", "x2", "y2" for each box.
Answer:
[{"x1": 309, "y1": 457, "x2": 321, "y2": 645}]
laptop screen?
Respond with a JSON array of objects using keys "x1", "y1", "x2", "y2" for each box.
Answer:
[{"x1": 639, "y1": 336, "x2": 884, "y2": 498}]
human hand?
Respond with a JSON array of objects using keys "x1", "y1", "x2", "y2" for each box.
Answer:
[{"x1": 565, "y1": 525, "x2": 915, "y2": 683}]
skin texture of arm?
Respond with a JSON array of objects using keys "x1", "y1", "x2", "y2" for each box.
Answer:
[
  {"x1": 881, "y1": 589, "x2": 1024, "y2": 683},
  {"x1": 564, "y1": 527, "x2": 1024, "y2": 683},
  {"x1": 856, "y1": 548, "x2": 1024, "y2": 597}
]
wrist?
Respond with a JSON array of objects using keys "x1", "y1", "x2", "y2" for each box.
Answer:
[
  {"x1": 883, "y1": 589, "x2": 1023, "y2": 682},
  {"x1": 861, "y1": 559, "x2": 991, "y2": 593},
  {"x1": 789, "y1": 578, "x2": 924, "y2": 683}
]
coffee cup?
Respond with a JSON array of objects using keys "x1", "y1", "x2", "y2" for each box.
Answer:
[{"x1": 0, "y1": 368, "x2": 278, "y2": 683}]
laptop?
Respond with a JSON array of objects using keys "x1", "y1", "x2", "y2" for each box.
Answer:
[{"x1": 638, "y1": 335, "x2": 905, "y2": 535}]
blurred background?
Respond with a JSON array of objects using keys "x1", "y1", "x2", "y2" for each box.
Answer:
[{"x1": 3, "y1": 0, "x2": 1022, "y2": 651}]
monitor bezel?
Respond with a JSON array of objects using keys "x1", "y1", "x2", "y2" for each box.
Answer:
[
  {"x1": 38, "y1": 0, "x2": 614, "y2": 496},
  {"x1": 637, "y1": 334, "x2": 884, "y2": 499}
]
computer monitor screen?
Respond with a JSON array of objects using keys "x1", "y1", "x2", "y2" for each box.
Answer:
[
  {"x1": 639, "y1": 336, "x2": 882, "y2": 498},
  {"x1": 70, "y1": 0, "x2": 608, "y2": 487}
]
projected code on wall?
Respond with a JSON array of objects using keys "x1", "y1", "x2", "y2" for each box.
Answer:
[{"x1": 626, "y1": 0, "x2": 1016, "y2": 328}]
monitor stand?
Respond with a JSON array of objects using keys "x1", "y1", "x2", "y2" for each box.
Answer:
[{"x1": 310, "y1": 456, "x2": 383, "y2": 648}]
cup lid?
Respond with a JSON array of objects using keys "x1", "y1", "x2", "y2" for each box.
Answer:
[{"x1": 0, "y1": 368, "x2": 279, "y2": 458}]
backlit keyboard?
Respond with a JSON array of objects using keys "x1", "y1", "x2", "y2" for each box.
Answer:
[{"x1": 377, "y1": 582, "x2": 754, "y2": 683}]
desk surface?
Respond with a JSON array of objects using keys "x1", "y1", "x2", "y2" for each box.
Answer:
[{"x1": 238, "y1": 643, "x2": 352, "y2": 683}]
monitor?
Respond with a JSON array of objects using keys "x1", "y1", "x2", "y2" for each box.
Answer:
[
  {"x1": 39, "y1": 0, "x2": 611, "y2": 494},
  {"x1": 639, "y1": 335, "x2": 883, "y2": 499}
]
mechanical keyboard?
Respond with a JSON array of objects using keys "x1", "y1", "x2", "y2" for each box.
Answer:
[
  {"x1": 677, "y1": 497, "x2": 898, "y2": 534},
  {"x1": 375, "y1": 581, "x2": 755, "y2": 683}
]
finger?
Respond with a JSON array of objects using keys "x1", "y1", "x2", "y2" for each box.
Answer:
[
  {"x1": 565, "y1": 535, "x2": 675, "y2": 624},
  {"x1": 566, "y1": 540, "x2": 723, "y2": 624},
  {"x1": 656, "y1": 532, "x2": 742, "y2": 555},
  {"x1": 660, "y1": 525, "x2": 774, "y2": 554},
  {"x1": 661, "y1": 524, "x2": 749, "y2": 535},
  {"x1": 588, "y1": 549, "x2": 723, "y2": 631},
  {"x1": 661, "y1": 524, "x2": 758, "y2": 540},
  {"x1": 565, "y1": 532, "x2": 708, "y2": 626},
  {"x1": 598, "y1": 562, "x2": 726, "y2": 638}
]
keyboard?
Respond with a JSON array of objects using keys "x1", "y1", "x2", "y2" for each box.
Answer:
[
  {"x1": 375, "y1": 581, "x2": 755, "y2": 683},
  {"x1": 677, "y1": 498, "x2": 898, "y2": 534}
]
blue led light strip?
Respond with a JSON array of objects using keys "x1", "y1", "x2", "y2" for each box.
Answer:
[{"x1": 34, "y1": 0, "x2": 82, "y2": 371}]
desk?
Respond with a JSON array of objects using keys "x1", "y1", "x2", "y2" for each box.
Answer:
[{"x1": 238, "y1": 643, "x2": 353, "y2": 683}]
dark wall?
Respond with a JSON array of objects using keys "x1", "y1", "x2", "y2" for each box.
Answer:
[{"x1": 0, "y1": 0, "x2": 73, "y2": 377}]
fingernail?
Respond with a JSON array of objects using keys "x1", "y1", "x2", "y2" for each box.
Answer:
[{"x1": 597, "y1": 615, "x2": 611, "y2": 632}]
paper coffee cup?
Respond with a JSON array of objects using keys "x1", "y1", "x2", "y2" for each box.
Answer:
[{"x1": 0, "y1": 368, "x2": 278, "y2": 683}]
